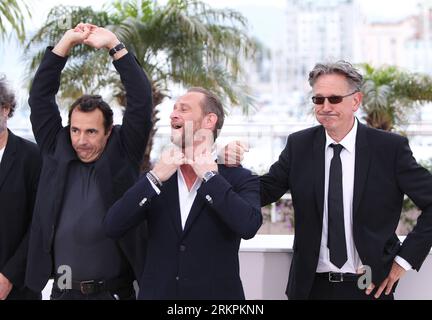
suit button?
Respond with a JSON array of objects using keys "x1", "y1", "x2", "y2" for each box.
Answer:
[
  {"x1": 139, "y1": 197, "x2": 147, "y2": 207},
  {"x1": 180, "y1": 245, "x2": 186, "y2": 252},
  {"x1": 176, "y1": 276, "x2": 180, "y2": 281},
  {"x1": 205, "y1": 195, "x2": 213, "y2": 204}
]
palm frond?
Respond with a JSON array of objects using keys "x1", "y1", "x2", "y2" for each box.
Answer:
[{"x1": 0, "y1": 0, "x2": 30, "y2": 42}]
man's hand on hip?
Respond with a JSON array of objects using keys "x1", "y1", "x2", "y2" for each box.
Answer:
[{"x1": 365, "y1": 261, "x2": 406, "y2": 299}]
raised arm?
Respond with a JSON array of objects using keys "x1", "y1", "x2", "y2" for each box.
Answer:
[
  {"x1": 28, "y1": 26, "x2": 92, "y2": 154},
  {"x1": 84, "y1": 26, "x2": 153, "y2": 167}
]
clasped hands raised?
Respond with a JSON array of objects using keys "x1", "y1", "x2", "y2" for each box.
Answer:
[{"x1": 53, "y1": 23, "x2": 124, "y2": 57}]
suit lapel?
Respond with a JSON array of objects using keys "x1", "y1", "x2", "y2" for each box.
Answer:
[
  {"x1": 164, "y1": 172, "x2": 183, "y2": 237},
  {"x1": 353, "y1": 122, "x2": 370, "y2": 217},
  {"x1": 182, "y1": 192, "x2": 206, "y2": 237},
  {"x1": 182, "y1": 164, "x2": 223, "y2": 236},
  {"x1": 313, "y1": 126, "x2": 326, "y2": 222},
  {"x1": 0, "y1": 130, "x2": 17, "y2": 190}
]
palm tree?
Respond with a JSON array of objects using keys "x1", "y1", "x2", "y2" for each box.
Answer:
[
  {"x1": 25, "y1": 0, "x2": 258, "y2": 171},
  {"x1": 360, "y1": 63, "x2": 432, "y2": 131},
  {"x1": 0, "y1": 0, "x2": 30, "y2": 42}
]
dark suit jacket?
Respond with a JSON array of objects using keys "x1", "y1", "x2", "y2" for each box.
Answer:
[
  {"x1": 261, "y1": 121, "x2": 432, "y2": 299},
  {"x1": 0, "y1": 130, "x2": 41, "y2": 299},
  {"x1": 25, "y1": 48, "x2": 152, "y2": 292},
  {"x1": 104, "y1": 165, "x2": 262, "y2": 299}
]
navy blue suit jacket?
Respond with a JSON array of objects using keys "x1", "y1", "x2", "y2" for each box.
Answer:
[{"x1": 105, "y1": 165, "x2": 262, "y2": 299}]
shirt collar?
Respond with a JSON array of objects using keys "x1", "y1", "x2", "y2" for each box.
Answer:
[
  {"x1": 177, "y1": 166, "x2": 201, "y2": 192},
  {"x1": 325, "y1": 118, "x2": 358, "y2": 154}
]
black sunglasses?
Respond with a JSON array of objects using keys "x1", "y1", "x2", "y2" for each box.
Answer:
[{"x1": 311, "y1": 90, "x2": 358, "y2": 105}]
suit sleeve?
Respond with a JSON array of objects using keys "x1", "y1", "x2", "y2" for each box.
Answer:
[
  {"x1": 104, "y1": 175, "x2": 157, "y2": 238},
  {"x1": 260, "y1": 135, "x2": 291, "y2": 206},
  {"x1": 196, "y1": 171, "x2": 262, "y2": 240},
  {"x1": 28, "y1": 47, "x2": 66, "y2": 154},
  {"x1": 114, "y1": 54, "x2": 153, "y2": 167},
  {"x1": 396, "y1": 137, "x2": 432, "y2": 271}
]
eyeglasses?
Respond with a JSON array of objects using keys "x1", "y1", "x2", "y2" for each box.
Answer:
[{"x1": 311, "y1": 90, "x2": 358, "y2": 105}]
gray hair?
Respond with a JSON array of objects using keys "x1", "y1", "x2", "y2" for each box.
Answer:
[
  {"x1": 0, "y1": 75, "x2": 16, "y2": 118},
  {"x1": 308, "y1": 61, "x2": 363, "y2": 91},
  {"x1": 187, "y1": 87, "x2": 225, "y2": 140}
]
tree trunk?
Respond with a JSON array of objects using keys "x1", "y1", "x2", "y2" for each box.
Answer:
[{"x1": 365, "y1": 111, "x2": 393, "y2": 131}]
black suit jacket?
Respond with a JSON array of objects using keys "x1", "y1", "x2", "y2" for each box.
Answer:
[
  {"x1": 25, "y1": 48, "x2": 152, "y2": 292},
  {"x1": 0, "y1": 130, "x2": 41, "y2": 299},
  {"x1": 261, "y1": 122, "x2": 432, "y2": 299},
  {"x1": 104, "y1": 165, "x2": 262, "y2": 299}
]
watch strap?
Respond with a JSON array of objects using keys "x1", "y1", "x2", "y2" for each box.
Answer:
[{"x1": 109, "y1": 42, "x2": 126, "y2": 56}]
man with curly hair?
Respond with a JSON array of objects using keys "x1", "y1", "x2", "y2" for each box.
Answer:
[{"x1": 0, "y1": 76, "x2": 41, "y2": 300}]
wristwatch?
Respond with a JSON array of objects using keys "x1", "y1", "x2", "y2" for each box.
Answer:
[
  {"x1": 202, "y1": 170, "x2": 219, "y2": 183},
  {"x1": 109, "y1": 42, "x2": 126, "y2": 56}
]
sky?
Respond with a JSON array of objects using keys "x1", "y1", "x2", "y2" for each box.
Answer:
[
  {"x1": 5, "y1": 0, "x2": 424, "y2": 40},
  {"x1": 0, "y1": 0, "x2": 425, "y2": 95}
]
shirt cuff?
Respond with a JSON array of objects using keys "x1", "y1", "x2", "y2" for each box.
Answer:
[
  {"x1": 147, "y1": 176, "x2": 161, "y2": 195},
  {"x1": 394, "y1": 255, "x2": 412, "y2": 271}
]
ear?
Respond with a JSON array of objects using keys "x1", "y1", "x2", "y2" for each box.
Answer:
[
  {"x1": 203, "y1": 113, "x2": 218, "y2": 130},
  {"x1": 1, "y1": 106, "x2": 10, "y2": 118},
  {"x1": 352, "y1": 91, "x2": 363, "y2": 112},
  {"x1": 106, "y1": 125, "x2": 113, "y2": 137}
]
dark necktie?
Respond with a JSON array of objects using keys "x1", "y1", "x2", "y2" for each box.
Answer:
[{"x1": 328, "y1": 143, "x2": 347, "y2": 268}]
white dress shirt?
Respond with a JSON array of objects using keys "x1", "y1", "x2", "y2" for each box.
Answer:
[
  {"x1": 0, "y1": 146, "x2": 5, "y2": 164},
  {"x1": 177, "y1": 169, "x2": 202, "y2": 230},
  {"x1": 317, "y1": 119, "x2": 362, "y2": 273},
  {"x1": 316, "y1": 119, "x2": 411, "y2": 273},
  {"x1": 147, "y1": 169, "x2": 202, "y2": 230}
]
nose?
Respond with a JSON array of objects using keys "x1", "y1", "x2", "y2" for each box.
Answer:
[
  {"x1": 321, "y1": 99, "x2": 333, "y2": 112},
  {"x1": 77, "y1": 132, "x2": 88, "y2": 145},
  {"x1": 170, "y1": 109, "x2": 180, "y2": 120}
]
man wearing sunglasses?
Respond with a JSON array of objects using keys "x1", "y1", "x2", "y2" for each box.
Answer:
[{"x1": 228, "y1": 61, "x2": 432, "y2": 300}]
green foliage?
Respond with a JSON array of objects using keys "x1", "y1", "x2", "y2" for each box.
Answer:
[
  {"x1": 0, "y1": 0, "x2": 30, "y2": 42},
  {"x1": 24, "y1": 6, "x2": 112, "y2": 99},
  {"x1": 360, "y1": 64, "x2": 432, "y2": 131}
]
